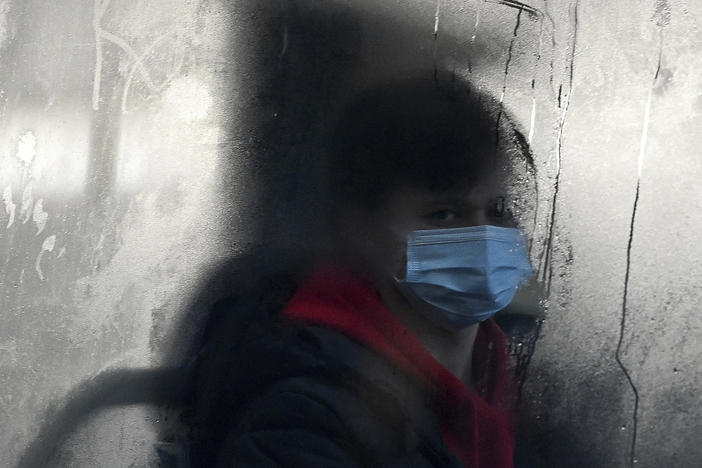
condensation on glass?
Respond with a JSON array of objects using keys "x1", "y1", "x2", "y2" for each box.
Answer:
[{"x1": 0, "y1": 1, "x2": 700, "y2": 467}]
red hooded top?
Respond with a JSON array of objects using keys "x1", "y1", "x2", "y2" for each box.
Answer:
[{"x1": 282, "y1": 266, "x2": 515, "y2": 468}]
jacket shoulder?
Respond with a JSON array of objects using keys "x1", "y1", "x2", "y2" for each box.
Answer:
[
  {"x1": 215, "y1": 377, "x2": 364, "y2": 467},
  {"x1": 211, "y1": 322, "x2": 460, "y2": 467}
]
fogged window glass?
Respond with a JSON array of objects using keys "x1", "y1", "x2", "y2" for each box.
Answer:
[{"x1": 2, "y1": 1, "x2": 699, "y2": 467}]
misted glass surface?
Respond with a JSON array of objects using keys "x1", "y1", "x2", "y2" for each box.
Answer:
[{"x1": 1, "y1": 1, "x2": 700, "y2": 467}]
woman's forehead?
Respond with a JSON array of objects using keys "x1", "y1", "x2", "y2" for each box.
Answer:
[{"x1": 386, "y1": 178, "x2": 506, "y2": 208}]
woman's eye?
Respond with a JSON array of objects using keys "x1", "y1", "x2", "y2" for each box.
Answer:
[
  {"x1": 426, "y1": 210, "x2": 457, "y2": 224},
  {"x1": 487, "y1": 197, "x2": 513, "y2": 220}
]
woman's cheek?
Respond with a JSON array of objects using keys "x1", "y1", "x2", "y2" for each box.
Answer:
[{"x1": 387, "y1": 239, "x2": 408, "y2": 280}]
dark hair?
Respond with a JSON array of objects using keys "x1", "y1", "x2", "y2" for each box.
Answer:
[{"x1": 325, "y1": 75, "x2": 532, "y2": 210}]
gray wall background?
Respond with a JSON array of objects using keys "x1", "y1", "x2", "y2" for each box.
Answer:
[{"x1": 1, "y1": 0, "x2": 700, "y2": 467}]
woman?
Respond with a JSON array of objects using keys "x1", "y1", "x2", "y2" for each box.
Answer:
[{"x1": 188, "y1": 75, "x2": 534, "y2": 467}]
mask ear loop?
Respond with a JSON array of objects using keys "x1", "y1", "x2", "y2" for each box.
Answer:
[{"x1": 388, "y1": 227, "x2": 412, "y2": 284}]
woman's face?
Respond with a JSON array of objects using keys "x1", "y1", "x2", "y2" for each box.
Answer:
[{"x1": 341, "y1": 173, "x2": 517, "y2": 287}]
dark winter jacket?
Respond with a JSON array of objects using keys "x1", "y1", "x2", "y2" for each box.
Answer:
[{"x1": 187, "y1": 267, "x2": 515, "y2": 467}]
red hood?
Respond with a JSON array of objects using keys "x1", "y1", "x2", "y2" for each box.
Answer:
[{"x1": 282, "y1": 265, "x2": 515, "y2": 468}]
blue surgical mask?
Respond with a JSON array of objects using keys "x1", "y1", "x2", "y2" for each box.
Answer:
[{"x1": 395, "y1": 225, "x2": 533, "y2": 330}]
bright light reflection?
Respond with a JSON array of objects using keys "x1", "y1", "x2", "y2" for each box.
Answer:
[{"x1": 0, "y1": 104, "x2": 90, "y2": 198}]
